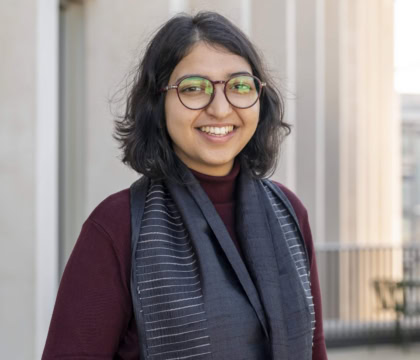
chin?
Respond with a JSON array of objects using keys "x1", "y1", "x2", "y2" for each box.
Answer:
[
  {"x1": 204, "y1": 160, "x2": 234, "y2": 169},
  {"x1": 203, "y1": 152, "x2": 237, "y2": 165}
]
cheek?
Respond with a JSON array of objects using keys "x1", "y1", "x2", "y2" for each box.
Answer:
[
  {"x1": 252, "y1": 105, "x2": 260, "y2": 129},
  {"x1": 254, "y1": 103, "x2": 261, "y2": 123},
  {"x1": 243, "y1": 107, "x2": 260, "y2": 130},
  {"x1": 244, "y1": 109, "x2": 260, "y2": 142},
  {"x1": 165, "y1": 114, "x2": 179, "y2": 146},
  {"x1": 164, "y1": 95, "x2": 177, "y2": 123},
  {"x1": 165, "y1": 99, "x2": 196, "y2": 148},
  {"x1": 165, "y1": 96, "x2": 182, "y2": 136}
]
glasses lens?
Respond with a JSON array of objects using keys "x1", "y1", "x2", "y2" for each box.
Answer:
[
  {"x1": 226, "y1": 75, "x2": 260, "y2": 108},
  {"x1": 178, "y1": 77, "x2": 213, "y2": 109}
]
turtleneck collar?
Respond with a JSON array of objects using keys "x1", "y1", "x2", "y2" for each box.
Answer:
[{"x1": 189, "y1": 160, "x2": 240, "y2": 204}]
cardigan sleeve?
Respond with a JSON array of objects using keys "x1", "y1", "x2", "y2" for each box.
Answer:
[
  {"x1": 274, "y1": 182, "x2": 328, "y2": 360},
  {"x1": 42, "y1": 218, "x2": 133, "y2": 359}
]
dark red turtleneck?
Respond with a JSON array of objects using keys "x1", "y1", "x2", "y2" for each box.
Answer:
[{"x1": 190, "y1": 161, "x2": 241, "y2": 254}]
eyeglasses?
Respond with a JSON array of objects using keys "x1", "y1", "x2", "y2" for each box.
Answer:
[{"x1": 161, "y1": 74, "x2": 266, "y2": 110}]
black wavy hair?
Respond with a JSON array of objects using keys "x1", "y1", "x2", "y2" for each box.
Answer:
[{"x1": 114, "y1": 11, "x2": 290, "y2": 181}]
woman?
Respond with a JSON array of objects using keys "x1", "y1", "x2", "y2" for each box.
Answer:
[{"x1": 43, "y1": 11, "x2": 327, "y2": 360}]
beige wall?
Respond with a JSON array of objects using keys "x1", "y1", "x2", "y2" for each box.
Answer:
[{"x1": 0, "y1": 0, "x2": 37, "y2": 359}]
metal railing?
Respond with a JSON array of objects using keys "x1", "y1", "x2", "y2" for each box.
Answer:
[{"x1": 315, "y1": 243, "x2": 420, "y2": 347}]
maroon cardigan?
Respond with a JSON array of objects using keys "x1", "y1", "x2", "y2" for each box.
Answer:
[{"x1": 43, "y1": 169, "x2": 328, "y2": 360}]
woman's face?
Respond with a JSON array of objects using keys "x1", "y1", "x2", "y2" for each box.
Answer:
[{"x1": 164, "y1": 42, "x2": 260, "y2": 176}]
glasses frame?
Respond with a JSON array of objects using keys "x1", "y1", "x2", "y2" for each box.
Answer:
[{"x1": 161, "y1": 74, "x2": 266, "y2": 110}]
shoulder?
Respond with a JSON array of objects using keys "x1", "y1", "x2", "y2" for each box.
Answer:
[
  {"x1": 88, "y1": 188, "x2": 131, "y2": 232},
  {"x1": 58, "y1": 189, "x2": 133, "y2": 300},
  {"x1": 269, "y1": 180, "x2": 308, "y2": 219},
  {"x1": 85, "y1": 188, "x2": 132, "y2": 263},
  {"x1": 269, "y1": 180, "x2": 315, "y2": 264}
]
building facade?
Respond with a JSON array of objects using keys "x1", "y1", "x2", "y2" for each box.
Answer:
[{"x1": 0, "y1": 0, "x2": 399, "y2": 358}]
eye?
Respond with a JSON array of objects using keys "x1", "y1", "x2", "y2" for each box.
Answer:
[
  {"x1": 227, "y1": 76, "x2": 256, "y2": 94},
  {"x1": 180, "y1": 86, "x2": 203, "y2": 93},
  {"x1": 231, "y1": 83, "x2": 251, "y2": 92},
  {"x1": 178, "y1": 77, "x2": 213, "y2": 96}
]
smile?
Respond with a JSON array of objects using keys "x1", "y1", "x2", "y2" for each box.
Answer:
[{"x1": 198, "y1": 125, "x2": 235, "y2": 136}]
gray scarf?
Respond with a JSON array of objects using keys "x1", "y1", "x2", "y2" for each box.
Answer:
[{"x1": 130, "y1": 166, "x2": 314, "y2": 360}]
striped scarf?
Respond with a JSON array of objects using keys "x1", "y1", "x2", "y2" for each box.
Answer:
[{"x1": 130, "y1": 167, "x2": 314, "y2": 360}]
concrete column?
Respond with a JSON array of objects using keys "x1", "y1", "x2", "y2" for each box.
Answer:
[
  {"x1": 339, "y1": 0, "x2": 400, "y2": 246},
  {"x1": 1, "y1": 0, "x2": 59, "y2": 358},
  {"x1": 324, "y1": 0, "x2": 341, "y2": 245},
  {"x1": 0, "y1": 2, "x2": 37, "y2": 357},
  {"x1": 294, "y1": 0, "x2": 319, "y2": 235},
  {"x1": 337, "y1": 0, "x2": 400, "y2": 321},
  {"x1": 278, "y1": 0, "x2": 330, "y2": 245},
  {"x1": 59, "y1": 1, "x2": 86, "y2": 274},
  {"x1": 251, "y1": 0, "x2": 293, "y2": 187},
  {"x1": 35, "y1": 1, "x2": 60, "y2": 357}
]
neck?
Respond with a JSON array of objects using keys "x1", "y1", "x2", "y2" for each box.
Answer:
[{"x1": 189, "y1": 160, "x2": 240, "y2": 204}]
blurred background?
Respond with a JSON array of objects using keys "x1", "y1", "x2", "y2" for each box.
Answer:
[{"x1": 1, "y1": 0, "x2": 420, "y2": 359}]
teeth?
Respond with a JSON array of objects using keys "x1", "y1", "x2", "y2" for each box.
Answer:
[{"x1": 199, "y1": 125, "x2": 234, "y2": 136}]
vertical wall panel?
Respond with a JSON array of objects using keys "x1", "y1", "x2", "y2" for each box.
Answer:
[
  {"x1": 0, "y1": 1, "x2": 37, "y2": 357},
  {"x1": 35, "y1": 0, "x2": 59, "y2": 357},
  {"x1": 339, "y1": 0, "x2": 400, "y2": 246},
  {"x1": 251, "y1": 0, "x2": 293, "y2": 187},
  {"x1": 325, "y1": 0, "x2": 340, "y2": 244},
  {"x1": 295, "y1": 0, "x2": 318, "y2": 236},
  {"x1": 59, "y1": 1, "x2": 86, "y2": 274}
]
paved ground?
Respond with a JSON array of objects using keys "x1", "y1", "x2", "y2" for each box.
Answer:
[{"x1": 328, "y1": 343, "x2": 420, "y2": 360}]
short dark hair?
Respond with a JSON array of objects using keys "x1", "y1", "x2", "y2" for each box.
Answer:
[{"x1": 114, "y1": 11, "x2": 290, "y2": 181}]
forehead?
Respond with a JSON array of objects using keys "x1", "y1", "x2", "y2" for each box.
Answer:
[{"x1": 169, "y1": 42, "x2": 253, "y2": 81}]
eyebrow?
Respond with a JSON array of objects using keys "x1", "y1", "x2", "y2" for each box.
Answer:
[
  {"x1": 229, "y1": 71, "x2": 253, "y2": 77},
  {"x1": 174, "y1": 71, "x2": 253, "y2": 83}
]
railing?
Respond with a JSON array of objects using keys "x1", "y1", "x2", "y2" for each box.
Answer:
[{"x1": 315, "y1": 243, "x2": 420, "y2": 347}]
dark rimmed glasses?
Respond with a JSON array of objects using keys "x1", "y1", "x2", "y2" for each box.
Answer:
[{"x1": 161, "y1": 74, "x2": 266, "y2": 110}]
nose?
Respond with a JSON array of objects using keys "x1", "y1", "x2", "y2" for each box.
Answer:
[{"x1": 205, "y1": 83, "x2": 232, "y2": 118}]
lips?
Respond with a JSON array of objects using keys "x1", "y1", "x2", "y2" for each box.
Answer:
[{"x1": 198, "y1": 125, "x2": 235, "y2": 136}]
